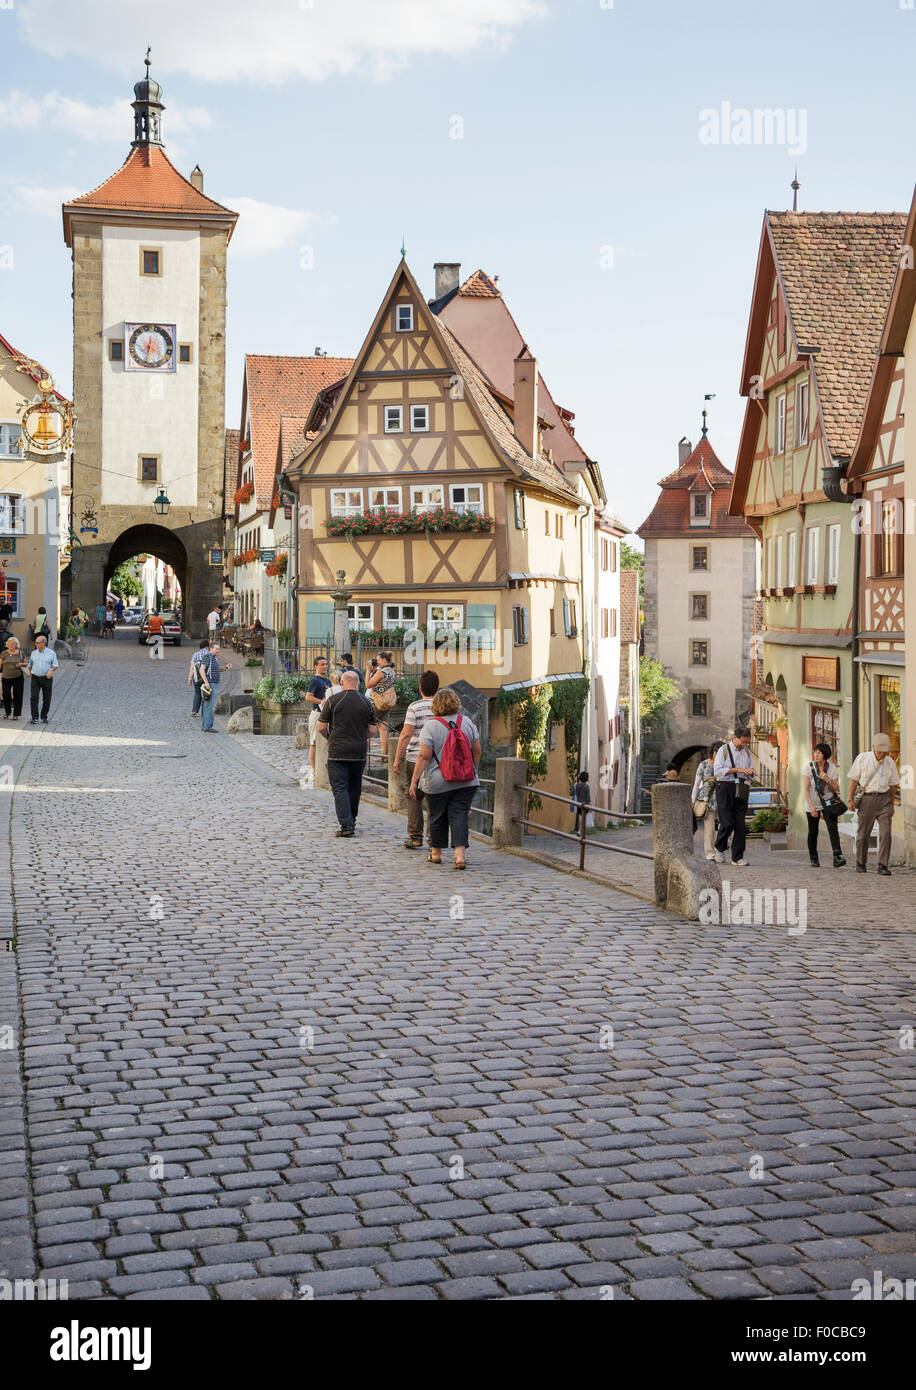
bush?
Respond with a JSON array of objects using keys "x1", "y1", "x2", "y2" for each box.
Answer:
[
  {"x1": 244, "y1": 657, "x2": 263, "y2": 668},
  {"x1": 275, "y1": 675, "x2": 305, "y2": 704},
  {"x1": 749, "y1": 806, "x2": 787, "y2": 834},
  {"x1": 253, "y1": 674, "x2": 276, "y2": 702}
]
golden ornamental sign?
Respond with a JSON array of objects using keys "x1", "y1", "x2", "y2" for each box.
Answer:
[{"x1": 13, "y1": 355, "x2": 73, "y2": 456}]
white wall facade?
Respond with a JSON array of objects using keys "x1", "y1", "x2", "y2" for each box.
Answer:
[
  {"x1": 101, "y1": 224, "x2": 200, "y2": 509},
  {"x1": 595, "y1": 525, "x2": 623, "y2": 810}
]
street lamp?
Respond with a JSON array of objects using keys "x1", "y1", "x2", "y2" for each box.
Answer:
[{"x1": 153, "y1": 488, "x2": 171, "y2": 517}]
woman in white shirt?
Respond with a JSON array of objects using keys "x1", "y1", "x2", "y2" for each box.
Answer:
[{"x1": 803, "y1": 741, "x2": 846, "y2": 868}]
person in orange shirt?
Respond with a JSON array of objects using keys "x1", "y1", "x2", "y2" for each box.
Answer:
[{"x1": 147, "y1": 610, "x2": 165, "y2": 660}]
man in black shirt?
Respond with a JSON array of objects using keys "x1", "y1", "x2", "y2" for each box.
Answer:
[{"x1": 318, "y1": 671, "x2": 378, "y2": 836}]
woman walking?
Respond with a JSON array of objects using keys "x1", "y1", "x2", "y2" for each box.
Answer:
[
  {"x1": 803, "y1": 741, "x2": 846, "y2": 867},
  {"x1": 691, "y1": 740, "x2": 722, "y2": 861},
  {"x1": 409, "y1": 688, "x2": 481, "y2": 870},
  {"x1": 1, "y1": 635, "x2": 27, "y2": 720}
]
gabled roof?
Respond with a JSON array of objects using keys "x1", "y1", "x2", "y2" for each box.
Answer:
[
  {"x1": 741, "y1": 211, "x2": 906, "y2": 459},
  {"x1": 223, "y1": 429, "x2": 240, "y2": 516},
  {"x1": 0, "y1": 331, "x2": 70, "y2": 404},
  {"x1": 240, "y1": 355, "x2": 355, "y2": 509},
  {"x1": 639, "y1": 436, "x2": 751, "y2": 539},
  {"x1": 848, "y1": 185, "x2": 916, "y2": 486},
  {"x1": 288, "y1": 259, "x2": 580, "y2": 503},
  {"x1": 63, "y1": 145, "x2": 237, "y2": 244}
]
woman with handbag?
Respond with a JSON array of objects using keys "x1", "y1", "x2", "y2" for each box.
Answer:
[
  {"x1": 803, "y1": 741, "x2": 846, "y2": 868},
  {"x1": 691, "y1": 740, "x2": 722, "y2": 861},
  {"x1": 366, "y1": 651, "x2": 397, "y2": 757}
]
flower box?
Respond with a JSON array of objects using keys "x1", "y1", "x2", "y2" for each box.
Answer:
[
  {"x1": 257, "y1": 697, "x2": 303, "y2": 736},
  {"x1": 326, "y1": 507, "x2": 493, "y2": 538},
  {"x1": 234, "y1": 481, "x2": 254, "y2": 506},
  {"x1": 232, "y1": 547, "x2": 258, "y2": 567}
]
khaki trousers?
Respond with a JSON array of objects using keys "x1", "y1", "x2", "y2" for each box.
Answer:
[{"x1": 856, "y1": 790, "x2": 894, "y2": 868}]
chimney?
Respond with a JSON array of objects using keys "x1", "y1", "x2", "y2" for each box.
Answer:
[
  {"x1": 190, "y1": 165, "x2": 204, "y2": 192},
  {"x1": 678, "y1": 436, "x2": 692, "y2": 465},
  {"x1": 514, "y1": 344, "x2": 538, "y2": 457},
  {"x1": 433, "y1": 262, "x2": 460, "y2": 300}
]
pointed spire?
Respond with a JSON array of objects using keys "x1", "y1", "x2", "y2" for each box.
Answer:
[
  {"x1": 132, "y1": 49, "x2": 165, "y2": 148},
  {"x1": 400, "y1": 234, "x2": 406, "y2": 259},
  {"x1": 791, "y1": 168, "x2": 801, "y2": 213}
]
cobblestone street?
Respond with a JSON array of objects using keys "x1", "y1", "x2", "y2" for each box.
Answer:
[{"x1": 2, "y1": 635, "x2": 915, "y2": 1301}]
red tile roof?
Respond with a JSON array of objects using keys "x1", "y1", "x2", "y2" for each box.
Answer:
[
  {"x1": 63, "y1": 145, "x2": 237, "y2": 243},
  {"x1": 0, "y1": 332, "x2": 70, "y2": 404},
  {"x1": 241, "y1": 356, "x2": 354, "y2": 510},
  {"x1": 638, "y1": 437, "x2": 753, "y2": 539},
  {"x1": 457, "y1": 269, "x2": 502, "y2": 299},
  {"x1": 766, "y1": 212, "x2": 905, "y2": 458},
  {"x1": 619, "y1": 570, "x2": 640, "y2": 644}
]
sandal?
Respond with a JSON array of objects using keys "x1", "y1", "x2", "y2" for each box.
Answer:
[
  {"x1": 454, "y1": 860, "x2": 467, "y2": 870},
  {"x1": 427, "y1": 852, "x2": 442, "y2": 864}
]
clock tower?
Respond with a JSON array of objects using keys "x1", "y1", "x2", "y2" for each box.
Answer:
[{"x1": 62, "y1": 58, "x2": 238, "y2": 630}]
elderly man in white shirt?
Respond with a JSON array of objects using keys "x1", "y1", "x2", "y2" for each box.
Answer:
[
  {"x1": 848, "y1": 732, "x2": 900, "y2": 875},
  {"x1": 712, "y1": 728, "x2": 754, "y2": 865}
]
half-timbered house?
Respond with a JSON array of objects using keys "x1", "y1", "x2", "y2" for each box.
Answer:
[
  {"x1": 284, "y1": 259, "x2": 589, "y2": 821},
  {"x1": 729, "y1": 210, "x2": 905, "y2": 852},
  {"x1": 847, "y1": 185, "x2": 916, "y2": 863}
]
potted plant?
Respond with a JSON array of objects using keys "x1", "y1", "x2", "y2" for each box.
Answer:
[
  {"x1": 241, "y1": 657, "x2": 263, "y2": 693},
  {"x1": 254, "y1": 672, "x2": 307, "y2": 735},
  {"x1": 749, "y1": 805, "x2": 788, "y2": 846}
]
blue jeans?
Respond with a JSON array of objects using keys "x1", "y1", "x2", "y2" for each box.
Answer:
[
  {"x1": 201, "y1": 683, "x2": 218, "y2": 730},
  {"x1": 191, "y1": 685, "x2": 202, "y2": 715}
]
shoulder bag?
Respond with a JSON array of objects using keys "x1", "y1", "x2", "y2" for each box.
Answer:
[
  {"x1": 727, "y1": 744, "x2": 750, "y2": 804},
  {"x1": 810, "y1": 761, "x2": 847, "y2": 819}
]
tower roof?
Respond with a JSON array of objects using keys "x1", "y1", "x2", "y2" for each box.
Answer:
[
  {"x1": 638, "y1": 436, "x2": 753, "y2": 539},
  {"x1": 63, "y1": 145, "x2": 237, "y2": 243}
]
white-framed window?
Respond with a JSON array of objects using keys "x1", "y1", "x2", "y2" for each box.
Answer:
[
  {"x1": 395, "y1": 304, "x2": 414, "y2": 332},
  {"x1": 411, "y1": 484, "x2": 444, "y2": 514},
  {"x1": 765, "y1": 538, "x2": 773, "y2": 587},
  {"x1": 449, "y1": 483, "x2": 484, "y2": 515},
  {"x1": 428, "y1": 603, "x2": 464, "y2": 634},
  {"x1": 806, "y1": 526, "x2": 820, "y2": 584},
  {"x1": 410, "y1": 405, "x2": 430, "y2": 432},
  {"x1": 330, "y1": 488, "x2": 363, "y2": 518},
  {"x1": 796, "y1": 381, "x2": 809, "y2": 445},
  {"x1": 512, "y1": 606, "x2": 530, "y2": 645},
  {"x1": 0, "y1": 424, "x2": 22, "y2": 456},
  {"x1": 347, "y1": 603, "x2": 373, "y2": 630},
  {"x1": 562, "y1": 597, "x2": 578, "y2": 637},
  {"x1": 775, "y1": 395, "x2": 786, "y2": 454},
  {"x1": 775, "y1": 534, "x2": 784, "y2": 589},
  {"x1": 827, "y1": 523, "x2": 841, "y2": 585},
  {"x1": 384, "y1": 405, "x2": 403, "y2": 433},
  {"x1": 691, "y1": 492, "x2": 711, "y2": 526},
  {"x1": 0, "y1": 492, "x2": 23, "y2": 534},
  {"x1": 383, "y1": 603, "x2": 419, "y2": 629},
  {"x1": 786, "y1": 530, "x2": 797, "y2": 587},
  {"x1": 0, "y1": 576, "x2": 21, "y2": 617},
  {"x1": 368, "y1": 486, "x2": 401, "y2": 512},
  {"x1": 514, "y1": 489, "x2": 527, "y2": 529}
]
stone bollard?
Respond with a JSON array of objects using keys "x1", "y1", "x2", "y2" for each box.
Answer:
[
  {"x1": 651, "y1": 780, "x2": 720, "y2": 919},
  {"x1": 492, "y1": 756, "x2": 527, "y2": 849},
  {"x1": 388, "y1": 736, "x2": 408, "y2": 815},
  {"x1": 314, "y1": 727, "x2": 330, "y2": 791},
  {"x1": 295, "y1": 719, "x2": 309, "y2": 750}
]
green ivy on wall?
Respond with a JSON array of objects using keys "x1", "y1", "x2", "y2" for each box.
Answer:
[
  {"x1": 496, "y1": 676, "x2": 589, "y2": 789},
  {"x1": 549, "y1": 677, "x2": 590, "y2": 786}
]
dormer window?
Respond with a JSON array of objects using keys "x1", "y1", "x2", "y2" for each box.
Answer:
[
  {"x1": 395, "y1": 304, "x2": 414, "y2": 332},
  {"x1": 690, "y1": 492, "x2": 711, "y2": 527}
]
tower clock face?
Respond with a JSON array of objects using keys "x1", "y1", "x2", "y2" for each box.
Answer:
[{"x1": 126, "y1": 322, "x2": 176, "y2": 372}]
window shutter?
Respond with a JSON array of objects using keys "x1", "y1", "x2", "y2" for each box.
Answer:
[
  {"x1": 304, "y1": 601, "x2": 334, "y2": 643},
  {"x1": 563, "y1": 598, "x2": 571, "y2": 636},
  {"x1": 522, "y1": 608, "x2": 530, "y2": 644},
  {"x1": 466, "y1": 603, "x2": 496, "y2": 651}
]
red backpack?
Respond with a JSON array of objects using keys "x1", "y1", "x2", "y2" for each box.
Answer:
[{"x1": 434, "y1": 714, "x2": 475, "y2": 781}]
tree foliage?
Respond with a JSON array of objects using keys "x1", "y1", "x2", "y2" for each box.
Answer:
[
  {"x1": 639, "y1": 657, "x2": 680, "y2": 734},
  {"x1": 620, "y1": 541, "x2": 644, "y2": 593},
  {"x1": 110, "y1": 562, "x2": 142, "y2": 599}
]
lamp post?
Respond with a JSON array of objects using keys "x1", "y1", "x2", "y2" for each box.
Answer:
[{"x1": 276, "y1": 482, "x2": 298, "y2": 658}]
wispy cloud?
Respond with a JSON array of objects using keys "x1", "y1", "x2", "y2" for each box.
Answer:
[
  {"x1": 0, "y1": 90, "x2": 212, "y2": 142},
  {"x1": 13, "y1": 183, "x2": 80, "y2": 217},
  {"x1": 226, "y1": 198, "x2": 319, "y2": 258},
  {"x1": 16, "y1": 0, "x2": 547, "y2": 84}
]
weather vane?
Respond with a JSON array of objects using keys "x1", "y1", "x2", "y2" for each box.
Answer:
[{"x1": 702, "y1": 393, "x2": 716, "y2": 437}]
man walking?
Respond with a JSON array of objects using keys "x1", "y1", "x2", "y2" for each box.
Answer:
[
  {"x1": 393, "y1": 670, "x2": 439, "y2": 848},
  {"x1": 188, "y1": 637, "x2": 211, "y2": 717},
  {"x1": 318, "y1": 670, "x2": 377, "y2": 836},
  {"x1": 848, "y1": 732, "x2": 900, "y2": 875},
  {"x1": 713, "y1": 727, "x2": 754, "y2": 865},
  {"x1": 196, "y1": 642, "x2": 232, "y2": 732},
  {"x1": 26, "y1": 634, "x2": 59, "y2": 724},
  {"x1": 305, "y1": 655, "x2": 333, "y2": 781},
  {"x1": 147, "y1": 610, "x2": 164, "y2": 659},
  {"x1": 207, "y1": 606, "x2": 221, "y2": 640},
  {"x1": 1, "y1": 636, "x2": 27, "y2": 720}
]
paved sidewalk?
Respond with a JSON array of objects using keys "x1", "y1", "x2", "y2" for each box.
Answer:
[{"x1": 2, "y1": 634, "x2": 915, "y2": 1301}]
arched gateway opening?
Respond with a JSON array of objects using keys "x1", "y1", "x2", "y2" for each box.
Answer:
[{"x1": 105, "y1": 525, "x2": 188, "y2": 614}]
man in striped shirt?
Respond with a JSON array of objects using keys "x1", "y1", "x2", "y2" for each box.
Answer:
[{"x1": 393, "y1": 670, "x2": 440, "y2": 849}]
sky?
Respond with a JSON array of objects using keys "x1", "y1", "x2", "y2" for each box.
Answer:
[{"x1": 1, "y1": 0, "x2": 915, "y2": 539}]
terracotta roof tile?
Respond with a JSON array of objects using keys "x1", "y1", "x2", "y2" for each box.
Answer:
[
  {"x1": 619, "y1": 570, "x2": 640, "y2": 644},
  {"x1": 638, "y1": 436, "x2": 754, "y2": 538},
  {"x1": 458, "y1": 269, "x2": 502, "y2": 298},
  {"x1": 242, "y1": 355, "x2": 354, "y2": 509},
  {"x1": 768, "y1": 211, "x2": 906, "y2": 458},
  {"x1": 63, "y1": 145, "x2": 237, "y2": 236}
]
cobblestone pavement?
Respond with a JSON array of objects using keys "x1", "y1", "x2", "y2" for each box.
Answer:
[
  {"x1": 528, "y1": 823, "x2": 916, "y2": 930},
  {"x1": 2, "y1": 633, "x2": 915, "y2": 1302}
]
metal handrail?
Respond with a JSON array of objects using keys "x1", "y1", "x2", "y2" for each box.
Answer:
[
  {"x1": 514, "y1": 818, "x2": 653, "y2": 862},
  {"x1": 516, "y1": 783, "x2": 651, "y2": 821}
]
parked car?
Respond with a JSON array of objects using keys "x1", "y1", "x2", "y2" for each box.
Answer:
[
  {"x1": 747, "y1": 785, "x2": 783, "y2": 813},
  {"x1": 123, "y1": 606, "x2": 142, "y2": 625},
  {"x1": 139, "y1": 611, "x2": 182, "y2": 646}
]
